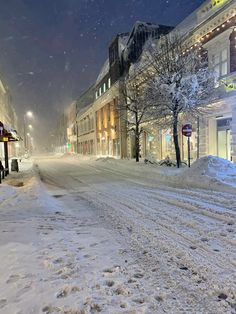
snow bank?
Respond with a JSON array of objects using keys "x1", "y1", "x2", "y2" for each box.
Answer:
[
  {"x1": 176, "y1": 156, "x2": 236, "y2": 192},
  {"x1": 94, "y1": 155, "x2": 236, "y2": 193},
  {"x1": 54, "y1": 153, "x2": 236, "y2": 193},
  {"x1": 0, "y1": 160, "x2": 61, "y2": 213}
]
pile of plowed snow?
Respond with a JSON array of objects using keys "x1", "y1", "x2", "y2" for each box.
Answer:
[{"x1": 176, "y1": 156, "x2": 236, "y2": 192}]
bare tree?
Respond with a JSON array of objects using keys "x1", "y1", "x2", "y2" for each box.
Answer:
[
  {"x1": 144, "y1": 33, "x2": 216, "y2": 167},
  {"x1": 118, "y1": 75, "x2": 155, "y2": 162}
]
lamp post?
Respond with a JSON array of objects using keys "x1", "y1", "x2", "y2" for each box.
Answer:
[{"x1": 23, "y1": 111, "x2": 33, "y2": 154}]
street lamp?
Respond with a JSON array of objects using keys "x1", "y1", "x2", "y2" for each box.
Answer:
[
  {"x1": 26, "y1": 111, "x2": 33, "y2": 118},
  {"x1": 24, "y1": 111, "x2": 34, "y2": 154}
]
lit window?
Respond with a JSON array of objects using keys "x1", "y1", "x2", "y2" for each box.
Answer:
[
  {"x1": 95, "y1": 91, "x2": 98, "y2": 99},
  {"x1": 99, "y1": 87, "x2": 102, "y2": 96},
  {"x1": 108, "y1": 78, "x2": 111, "y2": 88},
  {"x1": 221, "y1": 48, "x2": 227, "y2": 61},
  {"x1": 103, "y1": 83, "x2": 106, "y2": 93},
  {"x1": 221, "y1": 61, "x2": 227, "y2": 76},
  {"x1": 211, "y1": 47, "x2": 228, "y2": 78}
]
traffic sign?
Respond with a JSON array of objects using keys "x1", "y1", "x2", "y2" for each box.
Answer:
[{"x1": 182, "y1": 124, "x2": 192, "y2": 137}]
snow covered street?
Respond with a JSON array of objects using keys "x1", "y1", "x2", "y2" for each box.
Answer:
[{"x1": 0, "y1": 157, "x2": 235, "y2": 313}]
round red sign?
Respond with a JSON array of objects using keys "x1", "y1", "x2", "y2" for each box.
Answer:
[{"x1": 182, "y1": 124, "x2": 192, "y2": 137}]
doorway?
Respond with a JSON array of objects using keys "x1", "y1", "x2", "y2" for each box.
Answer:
[{"x1": 217, "y1": 118, "x2": 232, "y2": 161}]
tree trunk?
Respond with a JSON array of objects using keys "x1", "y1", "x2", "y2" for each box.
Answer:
[
  {"x1": 134, "y1": 111, "x2": 140, "y2": 162},
  {"x1": 173, "y1": 114, "x2": 181, "y2": 168},
  {"x1": 135, "y1": 130, "x2": 140, "y2": 162}
]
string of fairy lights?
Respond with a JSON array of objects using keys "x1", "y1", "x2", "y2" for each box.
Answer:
[
  {"x1": 132, "y1": 10, "x2": 236, "y2": 83},
  {"x1": 183, "y1": 10, "x2": 236, "y2": 56}
]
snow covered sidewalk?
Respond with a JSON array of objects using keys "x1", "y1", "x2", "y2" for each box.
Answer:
[{"x1": 0, "y1": 161, "x2": 160, "y2": 314}]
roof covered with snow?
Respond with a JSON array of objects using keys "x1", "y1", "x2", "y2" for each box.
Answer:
[
  {"x1": 76, "y1": 85, "x2": 95, "y2": 113},
  {"x1": 95, "y1": 59, "x2": 110, "y2": 85}
]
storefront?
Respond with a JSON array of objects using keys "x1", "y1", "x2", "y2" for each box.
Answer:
[{"x1": 217, "y1": 117, "x2": 232, "y2": 160}]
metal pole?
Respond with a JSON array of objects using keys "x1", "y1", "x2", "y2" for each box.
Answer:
[
  {"x1": 197, "y1": 116, "x2": 200, "y2": 159},
  {"x1": 23, "y1": 115, "x2": 27, "y2": 153},
  {"x1": 188, "y1": 137, "x2": 191, "y2": 168},
  {"x1": 76, "y1": 120, "x2": 79, "y2": 154},
  {"x1": 4, "y1": 141, "x2": 9, "y2": 175}
]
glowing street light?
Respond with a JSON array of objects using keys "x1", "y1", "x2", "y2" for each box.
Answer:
[
  {"x1": 24, "y1": 111, "x2": 34, "y2": 153},
  {"x1": 26, "y1": 111, "x2": 33, "y2": 118}
]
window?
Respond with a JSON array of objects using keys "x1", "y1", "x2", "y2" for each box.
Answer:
[
  {"x1": 99, "y1": 87, "x2": 102, "y2": 96},
  {"x1": 211, "y1": 47, "x2": 228, "y2": 78},
  {"x1": 107, "y1": 104, "x2": 110, "y2": 122},
  {"x1": 108, "y1": 77, "x2": 111, "y2": 89},
  {"x1": 103, "y1": 83, "x2": 106, "y2": 93},
  {"x1": 95, "y1": 91, "x2": 98, "y2": 99},
  {"x1": 110, "y1": 47, "x2": 116, "y2": 64}
]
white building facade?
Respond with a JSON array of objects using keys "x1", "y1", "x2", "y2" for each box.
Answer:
[
  {"x1": 141, "y1": 0, "x2": 236, "y2": 163},
  {"x1": 0, "y1": 78, "x2": 18, "y2": 158}
]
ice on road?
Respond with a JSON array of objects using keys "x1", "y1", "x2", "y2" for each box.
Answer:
[{"x1": 0, "y1": 157, "x2": 235, "y2": 314}]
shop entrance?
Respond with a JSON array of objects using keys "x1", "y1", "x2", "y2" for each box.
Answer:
[{"x1": 217, "y1": 118, "x2": 232, "y2": 161}]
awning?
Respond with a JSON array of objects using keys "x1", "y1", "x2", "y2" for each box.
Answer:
[{"x1": 0, "y1": 121, "x2": 21, "y2": 142}]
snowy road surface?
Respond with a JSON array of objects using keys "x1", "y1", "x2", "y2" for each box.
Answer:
[{"x1": 0, "y1": 157, "x2": 235, "y2": 314}]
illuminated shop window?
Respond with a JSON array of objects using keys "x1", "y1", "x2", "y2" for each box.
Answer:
[{"x1": 211, "y1": 47, "x2": 228, "y2": 78}]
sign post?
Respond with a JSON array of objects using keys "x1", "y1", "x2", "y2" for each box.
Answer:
[{"x1": 182, "y1": 124, "x2": 192, "y2": 168}]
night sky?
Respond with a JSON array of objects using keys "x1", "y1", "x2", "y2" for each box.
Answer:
[{"x1": 0, "y1": 0, "x2": 205, "y2": 144}]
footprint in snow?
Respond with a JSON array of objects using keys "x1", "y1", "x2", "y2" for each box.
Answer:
[
  {"x1": 90, "y1": 242, "x2": 98, "y2": 247},
  {"x1": 103, "y1": 266, "x2": 121, "y2": 274},
  {"x1": 56, "y1": 285, "x2": 80, "y2": 298},
  {"x1": 6, "y1": 274, "x2": 21, "y2": 284},
  {"x1": 53, "y1": 257, "x2": 64, "y2": 264},
  {"x1": 105, "y1": 280, "x2": 115, "y2": 287},
  {"x1": 114, "y1": 285, "x2": 130, "y2": 296},
  {"x1": 133, "y1": 273, "x2": 144, "y2": 279},
  {"x1": 218, "y1": 293, "x2": 228, "y2": 301},
  {"x1": 133, "y1": 297, "x2": 146, "y2": 304},
  {"x1": 0, "y1": 299, "x2": 7, "y2": 309},
  {"x1": 42, "y1": 305, "x2": 60, "y2": 313},
  {"x1": 179, "y1": 266, "x2": 188, "y2": 271}
]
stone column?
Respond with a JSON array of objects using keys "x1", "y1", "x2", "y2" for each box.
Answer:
[{"x1": 199, "y1": 117, "x2": 208, "y2": 158}]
